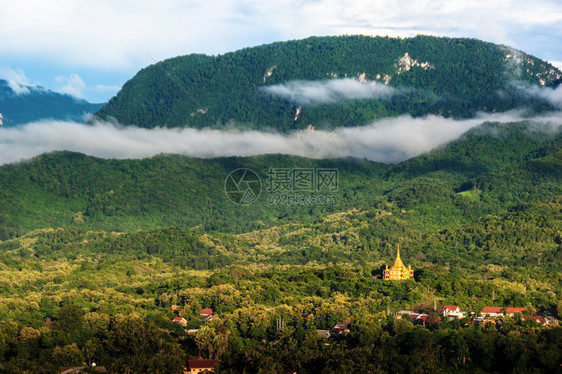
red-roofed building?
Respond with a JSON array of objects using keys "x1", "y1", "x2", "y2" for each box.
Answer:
[
  {"x1": 416, "y1": 315, "x2": 441, "y2": 325},
  {"x1": 480, "y1": 307, "x2": 529, "y2": 317},
  {"x1": 172, "y1": 316, "x2": 188, "y2": 327},
  {"x1": 187, "y1": 358, "x2": 220, "y2": 373},
  {"x1": 442, "y1": 305, "x2": 464, "y2": 319},
  {"x1": 171, "y1": 305, "x2": 180, "y2": 311},
  {"x1": 330, "y1": 322, "x2": 350, "y2": 336},
  {"x1": 200, "y1": 308, "x2": 214, "y2": 322}
]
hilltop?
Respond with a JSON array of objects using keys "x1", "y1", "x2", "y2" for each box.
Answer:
[{"x1": 95, "y1": 35, "x2": 560, "y2": 131}]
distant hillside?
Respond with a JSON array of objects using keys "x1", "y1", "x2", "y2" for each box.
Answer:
[
  {"x1": 0, "y1": 121, "x2": 560, "y2": 239},
  {"x1": 95, "y1": 35, "x2": 561, "y2": 131},
  {"x1": 0, "y1": 79, "x2": 103, "y2": 126}
]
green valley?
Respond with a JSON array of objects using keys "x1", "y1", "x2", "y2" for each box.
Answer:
[
  {"x1": 1, "y1": 34, "x2": 562, "y2": 373},
  {"x1": 0, "y1": 119, "x2": 561, "y2": 372}
]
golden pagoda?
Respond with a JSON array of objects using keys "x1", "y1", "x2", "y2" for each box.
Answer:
[{"x1": 383, "y1": 245, "x2": 413, "y2": 281}]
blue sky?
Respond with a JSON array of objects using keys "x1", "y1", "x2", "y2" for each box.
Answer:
[{"x1": 1, "y1": 0, "x2": 561, "y2": 103}]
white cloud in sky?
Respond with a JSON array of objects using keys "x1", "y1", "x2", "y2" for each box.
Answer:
[
  {"x1": 1, "y1": 111, "x2": 560, "y2": 166},
  {"x1": 0, "y1": 66, "x2": 119, "y2": 102},
  {"x1": 263, "y1": 78, "x2": 395, "y2": 105},
  {"x1": 0, "y1": 0, "x2": 561, "y2": 72},
  {"x1": 550, "y1": 61, "x2": 562, "y2": 71},
  {"x1": 54, "y1": 73, "x2": 86, "y2": 98},
  {"x1": 0, "y1": 66, "x2": 31, "y2": 95}
]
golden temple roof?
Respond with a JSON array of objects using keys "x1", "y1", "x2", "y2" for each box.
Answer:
[
  {"x1": 383, "y1": 244, "x2": 413, "y2": 281},
  {"x1": 391, "y1": 245, "x2": 405, "y2": 269}
]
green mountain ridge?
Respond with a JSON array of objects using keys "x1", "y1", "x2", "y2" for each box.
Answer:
[
  {"x1": 2, "y1": 36, "x2": 562, "y2": 374},
  {"x1": 95, "y1": 35, "x2": 561, "y2": 131},
  {"x1": 0, "y1": 79, "x2": 103, "y2": 126},
  {"x1": 0, "y1": 120, "x2": 560, "y2": 239}
]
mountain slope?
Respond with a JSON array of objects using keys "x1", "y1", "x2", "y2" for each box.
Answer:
[
  {"x1": 0, "y1": 152, "x2": 388, "y2": 238},
  {"x1": 389, "y1": 121, "x2": 562, "y2": 186},
  {"x1": 0, "y1": 79, "x2": 103, "y2": 126},
  {"x1": 2, "y1": 195, "x2": 560, "y2": 273},
  {"x1": 0, "y1": 121, "x2": 560, "y2": 239},
  {"x1": 95, "y1": 35, "x2": 561, "y2": 131}
]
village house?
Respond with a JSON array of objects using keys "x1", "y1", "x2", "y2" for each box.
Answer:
[
  {"x1": 442, "y1": 305, "x2": 464, "y2": 319},
  {"x1": 200, "y1": 308, "x2": 214, "y2": 322},
  {"x1": 480, "y1": 306, "x2": 529, "y2": 317},
  {"x1": 330, "y1": 322, "x2": 350, "y2": 337},
  {"x1": 186, "y1": 358, "x2": 220, "y2": 373},
  {"x1": 410, "y1": 314, "x2": 441, "y2": 325},
  {"x1": 172, "y1": 316, "x2": 188, "y2": 327}
]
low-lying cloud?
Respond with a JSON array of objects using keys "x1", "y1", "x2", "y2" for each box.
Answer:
[
  {"x1": 1, "y1": 110, "x2": 561, "y2": 166},
  {"x1": 262, "y1": 78, "x2": 395, "y2": 105},
  {"x1": 510, "y1": 80, "x2": 562, "y2": 108},
  {"x1": 524, "y1": 84, "x2": 562, "y2": 108}
]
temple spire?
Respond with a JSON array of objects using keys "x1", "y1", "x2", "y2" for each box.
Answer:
[
  {"x1": 383, "y1": 243, "x2": 413, "y2": 281},
  {"x1": 393, "y1": 244, "x2": 405, "y2": 268}
]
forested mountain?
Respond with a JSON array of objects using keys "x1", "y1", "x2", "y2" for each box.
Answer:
[
  {"x1": 2, "y1": 36, "x2": 562, "y2": 373},
  {"x1": 0, "y1": 120, "x2": 561, "y2": 372},
  {"x1": 95, "y1": 35, "x2": 561, "y2": 131},
  {"x1": 0, "y1": 79, "x2": 103, "y2": 126},
  {"x1": 0, "y1": 120, "x2": 560, "y2": 239}
]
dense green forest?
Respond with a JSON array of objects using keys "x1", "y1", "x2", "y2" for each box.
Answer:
[
  {"x1": 0, "y1": 80, "x2": 103, "y2": 126},
  {"x1": 0, "y1": 118, "x2": 561, "y2": 372},
  {"x1": 1, "y1": 121, "x2": 561, "y2": 238},
  {"x1": 2, "y1": 36, "x2": 562, "y2": 373},
  {"x1": 94, "y1": 35, "x2": 561, "y2": 131},
  {"x1": 0, "y1": 258, "x2": 561, "y2": 373}
]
